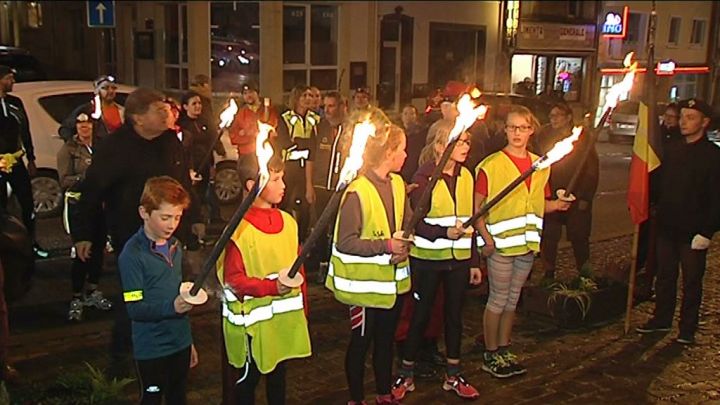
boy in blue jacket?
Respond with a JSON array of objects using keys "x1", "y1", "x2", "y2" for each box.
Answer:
[{"x1": 119, "y1": 176, "x2": 199, "y2": 405}]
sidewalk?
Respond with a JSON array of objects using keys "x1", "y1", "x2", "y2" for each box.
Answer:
[{"x1": 6, "y1": 231, "x2": 720, "y2": 404}]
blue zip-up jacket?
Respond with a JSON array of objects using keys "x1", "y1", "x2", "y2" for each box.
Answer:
[{"x1": 118, "y1": 227, "x2": 192, "y2": 360}]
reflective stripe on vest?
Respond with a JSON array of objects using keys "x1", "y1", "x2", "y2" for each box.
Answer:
[
  {"x1": 410, "y1": 166, "x2": 474, "y2": 261},
  {"x1": 476, "y1": 151, "x2": 549, "y2": 256},
  {"x1": 326, "y1": 174, "x2": 410, "y2": 308},
  {"x1": 222, "y1": 294, "x2": 305, "y2": 327}
]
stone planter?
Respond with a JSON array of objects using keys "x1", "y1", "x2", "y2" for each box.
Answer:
[{"x1": 520, "y1": 282, "x2": 629, "y2": 329}]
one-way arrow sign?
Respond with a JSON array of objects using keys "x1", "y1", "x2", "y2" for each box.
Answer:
[{"x1": 87, "y1": 1, "x2": 115, "y2": 28}]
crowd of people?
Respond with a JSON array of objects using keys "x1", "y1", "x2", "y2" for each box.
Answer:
[{"x1": 0, "y1": 63, "x2": 718, "y2": 404}]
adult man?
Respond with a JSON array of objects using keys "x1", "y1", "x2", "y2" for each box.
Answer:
[
  {"x1": 351, "y1": 87, "x2": 371, "y2": 112},
  {"x1": 636, "y1": 98, "x2": 720, "y2": 345},
  {"x1": 0, "y1": 65, "x2": 47, "y2": 258},
  {"x1": 228, "y1": 81, "x2": 279, "y2": 171},
  {"x1": 659, "y1": 103, "x2": 681, "y2": 143},
  {"x1": 533, "y1": 102, "x2": 598, "y2": 279},
  {"x1": 59, "y1": 75, "x2": 124, "y2": 141},
  {"x1": 310, "y1": 91, "x2": 346, "y2": 280},
  {"x1": 275, "y1": 85, "x2": 319, "y2": 241},
  {"x1": 73, "y1": 88, "x2": 201, "y2": 362}
]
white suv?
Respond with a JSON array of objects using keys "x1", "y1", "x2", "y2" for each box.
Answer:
[{"x1": 11, "y1": 80, "x2": 135, "y2": 217}]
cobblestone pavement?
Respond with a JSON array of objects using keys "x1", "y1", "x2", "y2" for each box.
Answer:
[{"x1": 5, "y1": 220, "x2": 720, "y2": 404}]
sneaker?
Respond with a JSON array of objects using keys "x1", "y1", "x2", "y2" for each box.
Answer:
[
  {"x1": 390, "y1": 376, "x2": 415, "y2": 400},
  {"x1": 33, "y1": 243, "x2": 49, "y2": 259},
  {"x1": 676, "y1": 333, "x2": 695, "y2": 345},
  {"x1": 481, "y1": 352, "x2": 513, "y2": 378},
  {"x1": 442, "y1": 374, "x2": 479, "y2": 399},
  {"x1": 636, "y1": 320, "x2": 671, "y2": 334},
  {"x1": 500, "y1": 350, "x2": 527, "y2": 376},
  {"x1": 84, "y1": 290, "x2": 113, "y2": 311},
  {"x1": 68, "y1": 298, "x2": 83, "y2": 321},
  {"x1": 375, "y1": 394, "x2": 400, "y2": 404}
]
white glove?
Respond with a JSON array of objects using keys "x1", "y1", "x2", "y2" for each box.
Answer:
[{"x1": 691, "y1": 234, "x2": 711, "y2": 250}]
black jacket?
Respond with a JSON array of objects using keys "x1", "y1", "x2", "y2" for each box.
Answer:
[
  {"x1": 0, "y1": 94, "x2": 34, "y2": 161},
  {"x1": 655, "y1": 136, "x2": 720, "y2": 241},
  {"x1": 177, "y1": 115, "x2": 225, "y2": 172},
  {"x1": 73, "y1": 123, "x2": 199, "y2": 248}
]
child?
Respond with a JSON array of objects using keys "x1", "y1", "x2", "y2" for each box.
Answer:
[
  {"x1": 392, "y1": 120, "x2": 482, "y2": 400},
  {"x1": 118, "y1": 176, "x2": 199, "y2": 405},
  {"x1": 217, "y1": 155, "x2": 311, "y2": 405},
  {"x1": 326, "y1": 108, "x2": 412, "y2": 405},
  {"x1": 475, "y1": 106, "x2": 570, "y2": 378}
]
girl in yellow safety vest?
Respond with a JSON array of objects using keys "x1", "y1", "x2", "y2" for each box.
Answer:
[
  {"x1": 474, "y1": 105, "x2": 571, "y2": 379},
  {"x1": 328, "y1": 108, "x2": 412, "y2": 405},
  {"x1": 391, "y1": 120, "x2": 482, "y2": 400}
]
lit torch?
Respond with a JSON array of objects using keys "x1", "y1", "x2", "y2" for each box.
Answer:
[
  {"x1": 182, "y1": 121, "x2": 275, "y2": 303},
  {"x1": 196, "y1": 98, "x2": 242, "y2": 174},
  {"x1": 400, "y1": 91, "x2": 487, "y2": 240},
  {"x1": 560, "y1": 52, "x2": 638, "y2": 200},
  {"x1": 463, "y1": 126, "x2": 584, "y2": 228},
  {"x1": 90, "y1": 94, "x2": 102, "y2": 120},
  {"x1": 278, "y1": 120, "x2": 376, "y2": 287}
]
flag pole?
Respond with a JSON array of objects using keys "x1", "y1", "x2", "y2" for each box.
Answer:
[{"x1": 625, "y1": 0, "x2": 657, "y2": 334}]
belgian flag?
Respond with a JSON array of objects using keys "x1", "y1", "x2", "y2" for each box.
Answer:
[{"x1": 626, "y1": 98, "x2": 661, "y2": 224}]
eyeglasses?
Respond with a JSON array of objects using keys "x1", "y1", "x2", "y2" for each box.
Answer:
[{"x1": 505, "y1": 125, "x2": 533, "y2": 133}]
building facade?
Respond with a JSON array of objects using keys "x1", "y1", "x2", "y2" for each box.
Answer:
[{"x1": 597, "y1": 1, "x2": 714, "y2": 114}]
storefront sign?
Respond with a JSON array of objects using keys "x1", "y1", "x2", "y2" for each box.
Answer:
[
  {"x1": 602, "y1": 7, "x2": 628, "y2": 38},
  {"x1": 656, "y1": 60, "x2": 676, "y2": 76},
  {"x1": 517, "y1": 22, "x2": 595, "y2": 51}
]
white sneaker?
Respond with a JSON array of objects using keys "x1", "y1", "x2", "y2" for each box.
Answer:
[
  {"x1": 84, "y1": 290, "x2": 113, "y2": 310},
  {"x1": 68, "y1": 298, "x2": 83, "y2": 321}
]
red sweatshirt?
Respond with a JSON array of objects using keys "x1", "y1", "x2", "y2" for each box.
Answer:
[{"x1": 223, "y1": 206, "x2": 308, "y2": 314}]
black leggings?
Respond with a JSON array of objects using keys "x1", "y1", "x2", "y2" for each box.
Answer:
[
  {"x1": 403, "y1": 262, "x2": 469, "y2": 362},
  {"x1": 71, "y1": 220, "x2": 106, "y2": 294},
  {"x1": 346, "y1": 295, "x2": 405, "y2": 402},
  {"x1": 135, "y1": 345, "x2": 191, "y2": 405},
  {"x1": 0, "y1": 162, "x2": 34, "y2": 237},
  {"x1": 235, "y1": 355, "x2": 287, "y2": 405}
]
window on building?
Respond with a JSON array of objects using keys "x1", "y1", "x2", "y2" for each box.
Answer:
[
  {"x1": 690, "y1": 19, "x2": 706, "y2": 45},
  {"x1": 283, "y1": 4, "x2": 338, "y2": 92},
  {"x1": 554, "y1": 56, "x2": 583, "y2": 102},
  {"x1": 164, "y1": 4, "x2": 188, "y2": 92},
  {"x1": 624, "y1": 12, "x2": 642, "y2": 44},
  {"x1": 211, "y1": 2, "x2": 260, "y2": 93},
  {"x1": 26, "y1": 1, "x2": 42, "y2": 28},
  {"x1": 520, "y1": 1, "x2": 594, "y2": 21},
  {"x1": 673, "y1": 74, "x2": 698, "y2": 99},
  {"x1": 668, "y1": 17, "x2": 681, "y2": 46}
]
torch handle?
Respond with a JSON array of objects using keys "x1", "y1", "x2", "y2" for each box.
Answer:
[
  {"x1": 565, "y1": 107, "x2": 612, "y2": 196},
  {"x1": 462, "y1": 165, "x2": 537, "y2": 229},
  {"x1": 401, "y1": 139, "x2": 459, "y2": 239},
  {"x1": 189, "y1": 177, "x2": 260, "y2": 296},
  {"x1": 196, "y1": 127, "x2": 227, "y2": 173},
  {"x1": 287, "y1": 187, "x2": 345, "y2": 278}
]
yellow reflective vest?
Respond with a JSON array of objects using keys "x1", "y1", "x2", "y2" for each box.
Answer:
[
  {"x1": 476, "y1": 151, "x2": 550, "y2": 256},
  {"x1": 411, "y1": 165, "x2": 474, "y2": 261},
  {"x1": 281, "y1": 110, "x2": 319, "y2": 163},
  {"x1": 216, "y1": 210, "x2": 311, "y2": 373},
  {"x1": 326, "y1": 173, "x2": 411, "y2": 309}
]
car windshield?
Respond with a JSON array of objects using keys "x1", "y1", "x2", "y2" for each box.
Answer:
[{"x1": 38, "y1": 92, "x2": 129, "y2": 123}]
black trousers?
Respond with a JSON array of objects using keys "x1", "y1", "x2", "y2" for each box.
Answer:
[
  {"x1": 280, "y1": 164, "x2": 311, "y2": 242},
  {"x1": 0, "y1": 162, "x2": 35, "y2": 237},
  {"x1": 71, "y1": 219, "x2": 106, "y2": 294},
  {"x1": 111, "y1": 237, "x2": 132, "y2": 358},
  {"x1": 403, "y1": 262, "x2": 469, "y2": 362},
  {"x1": 541, "y1": 202, "x2": 592, "y2": 273},
  {"x1": 135, "y1": 345, "x2": 191, "y2": 405},
  {"x1": 235, "y1": 355, "x2": 287, "y2": 405},
  {"x1": 653, "y1": 233, "x2": 707, "y2": 335},
  {"x1": 346, "y1": 295, "x2": 405, "y2": 402}
]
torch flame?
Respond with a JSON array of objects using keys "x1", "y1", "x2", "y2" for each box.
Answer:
[
  {"x1": 90, "y1": 94, "x2": 102, "y2": 120},
  {"x1": 256, "y1": 122, "x2": 275, "y2": 191},
  {"x1": 447, "y1": 93, "x2": 488, "y2": 146},
  {"x1": 219, "y1": 99, "x2": 239, "y2": 129},
  {"x1": 336, "y1": 120, "x2": 375, "y2": 190},
  {"x1": 535, "y1": 126, "x2": 584, "y2": 170},
  {"x1": 600, "y1": 52, "x2": 638, "y2": 113}
]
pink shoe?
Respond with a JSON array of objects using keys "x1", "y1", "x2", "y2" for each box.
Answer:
[
  {"x1": 390, "y1": 375, "x2": 415, "y2": 400},
  {"x1": 443, "y1": 374, "x2": 480, "y2": 399}
]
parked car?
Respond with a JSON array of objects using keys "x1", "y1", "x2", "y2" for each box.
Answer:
[
  {"x1": 11, "y1": 81, "x2": 135, "y2": 217},
  {"x1": 0, "y1": 46, "x2": 46, "y2": 82},
  {"x1": 607, "y1": 100, "x2": 669, "y2": 143},
  {"x1": 12, "y1": 81, "x2": 242, "y2": 217}
]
